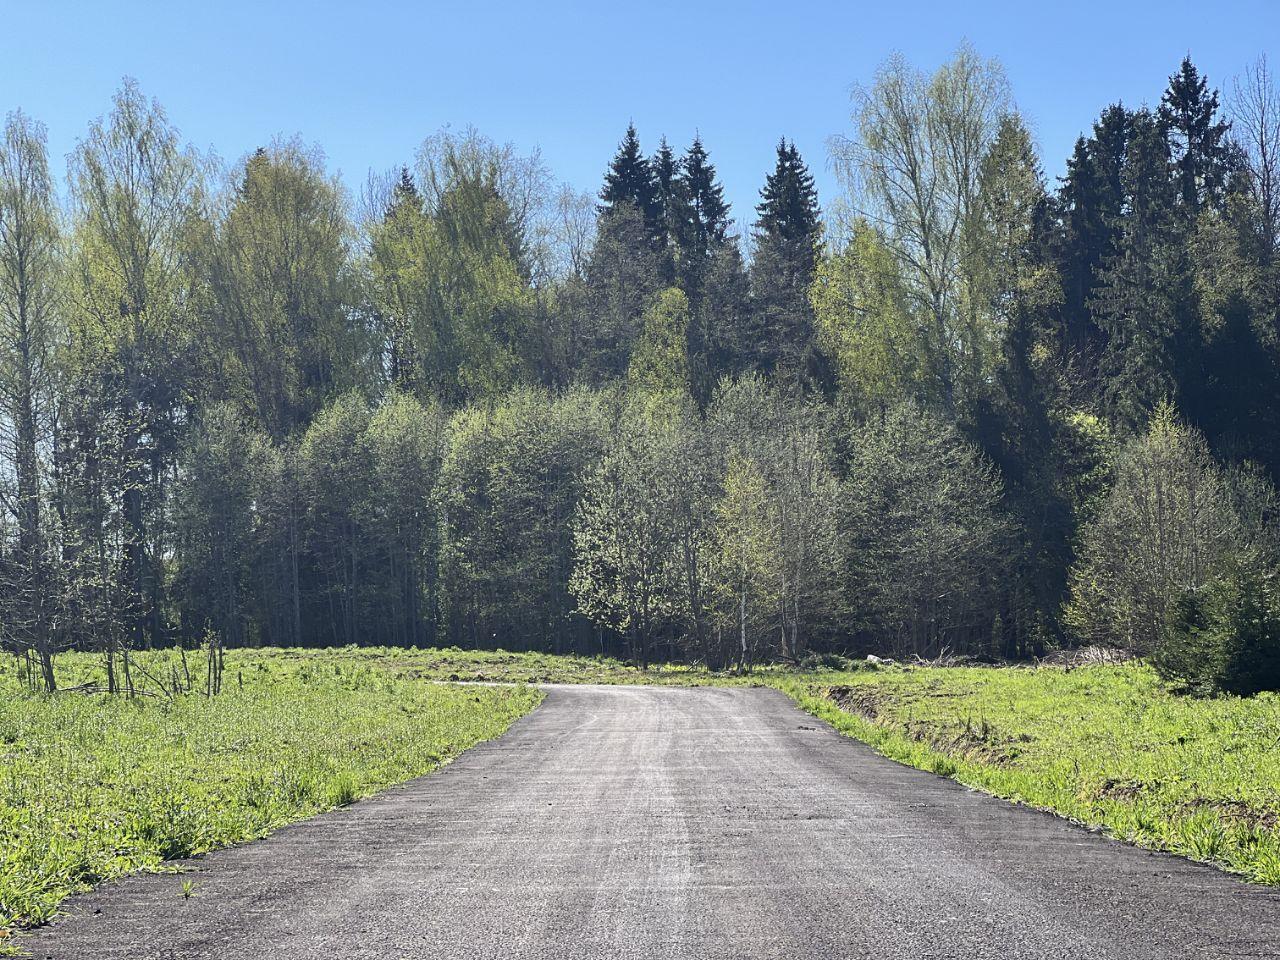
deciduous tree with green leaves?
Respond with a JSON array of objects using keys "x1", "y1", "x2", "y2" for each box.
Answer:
[
  {"x1": 0, "y1": 111, "x2": 61, "y2": 690},
  {"x1": 570, "y1": 408, "x2": 685, "y2": 666},
  {"x1": 627, "y1": 287, "x2": 691, "y2": 400},
  {"x1": 200, "y1": 141, "x2": 363, "y2": 441},
  {"x1": 67, "y1": 79, "x2": 203, "y2": 655}
]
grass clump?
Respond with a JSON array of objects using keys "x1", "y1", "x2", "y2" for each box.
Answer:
[{"x1": 0, "y1": 652, "x2": 540, "y2": 931}]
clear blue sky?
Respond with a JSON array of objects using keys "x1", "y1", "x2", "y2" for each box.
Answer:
[{"x1": 4, "y1": 0, "x2": 1278, "y2": 226}]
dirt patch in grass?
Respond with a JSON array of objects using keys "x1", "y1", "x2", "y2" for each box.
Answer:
[
  {"x1": 1080, "y1": 779, "x2": 1279, "y2": 832},
  {"x1": 824, "y1": 684, "x2": 1023, "y2": 765},
  {"x1": 1186, "y1": 798, "x2": 1280, "y2": 831},
  {"x1": 825, "y1": 684, "x2": 883, "y2": 719},
  {"x1": 918, "y1": 723, "x2": 1028, "y2": 765},
  {"x1": 1083, "y1": 777, "x2": 1149, "y2": 803}
]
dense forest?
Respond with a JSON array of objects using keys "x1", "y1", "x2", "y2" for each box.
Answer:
[{"x1": 4, "y1": 45, "x2": 1280, "y2": 692}]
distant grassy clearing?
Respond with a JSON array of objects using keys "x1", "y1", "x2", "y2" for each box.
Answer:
[
  {"x1": 0, "y1": 651, "x2": 540, "y2": 933},
  {"x1": 240, "y1": 644, "x2": 735, "y2": 686},
  {"x1": 778, "y1": 664, "x2": 1280, "y2": 885}
]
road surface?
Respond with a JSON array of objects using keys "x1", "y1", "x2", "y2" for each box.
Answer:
[{"x1": 23, "y1": 684, "x2": 1280, "y2": 959}]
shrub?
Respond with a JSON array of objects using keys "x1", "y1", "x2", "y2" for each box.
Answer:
[
  {"x1": 798, "y1": 651, "x2": 856, "y2": 672},
  {"x1": 1158, "y1": 566, "x2": 1280, "y2": 696}
]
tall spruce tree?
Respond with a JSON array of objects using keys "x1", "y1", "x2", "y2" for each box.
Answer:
[
  {"x1": 676, "y1": 136, "x2": 744, "y2": 402},
  {"x1": 975, "y1": 115, "x2": 1071, "y2": 653},
  {"x1": 392, "y1": 165, "x2": 419, "y2": 209},
  {"x1": 1126, "y1": 60, "x2": 1235, "y2": 446},
  {"x1": 1159, "y1": 57, "x2": 1234, "y2": 215},
  {"x1": 1054, "y1": 105, "x2": 1132, "y2": 373},
  {"x1": 1090, "y1": 109, "x2": 1189, "y2": 429},
  {"x1": 582, "y1": 125, "x2": 664, "y2": 378},
  {"x1": 600, "y1": 123, "x2": 656, "y2": 219},
  {"x1": 681, "y1": 136, "x2": 731, "y2": 264},
  {"x1": 650, "y1": 137, "x2": 683, "y2": 283},
  {"x1": 747, "y1": 140, "x2": 824, "y2": 391}
]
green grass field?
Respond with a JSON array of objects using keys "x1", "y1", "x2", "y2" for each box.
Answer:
[
  {"x1": 245, "y1": 644, "x2": 740, "y2": 686},
  {"x1": 5, "y1": 644, "x2": 1279, "y2": 943},
  {"x1": 777, "y1": 664, "x2": 1280, "y2": 885},
  {"x1": 0, "y1": 649, "x2": 540, "y2": 934}
]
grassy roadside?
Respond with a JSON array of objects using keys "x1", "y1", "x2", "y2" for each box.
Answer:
[
  {"x1": 0, "y1": 651, "x2": 541, "y2": 935},
  {"x1": 775, "y1": 665, "x2": 1280, "y2": 884}
]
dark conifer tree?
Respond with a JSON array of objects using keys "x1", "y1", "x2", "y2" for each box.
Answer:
[
  {"x1": 1154, "y1": 60, "x2": 1267, "y2": 466},
  {"x1": 1054, "y1": 105, "x2": 1132, "y2": 372},
  {"x1": 1090, "y1": 109, "x2": 1189, "y2": 428},
  {"x1": 600, "y1": 123, "x2": 656, "y2": 218},
  {"x1": 692, "y1": 243, "x2": 751, "y2": 403},
  {"x1": 1195, "y1": 294, "x2": 1280, "y2": 475},
  {"x1": 746, "y1": 139, "x2": 825, "y2": 391},
  {"x1": 972, "y1": 116, "x2": 1072, "y2": 656},
  {"x1": 1159, "y1": 57, "x2": 1235, "y2": 215},
  {"x1": 681, "y1": 136, "x2": 731, "y2": 255},
  {"x1": 754, "y1": 141, "x2": 820, "y2": 262},
  {"x1": 650, "y1": 137, "x2": 683, "y2": 283},
  {"x1": 674, "y1": 136, "x2": 745, "y2": 402},
  {"x1": 392, "y1": 165, "x2": 419, "y2": 210},
  {"x1": 582, "y1": 125, "x2": 664, "y2": 378},
  {"x1": 678, "y1": 138, "x2": 735, "y2": 298}
]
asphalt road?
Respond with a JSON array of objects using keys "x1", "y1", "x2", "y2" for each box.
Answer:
[{"x1": 23, "y1": 684, "x2": 1280, "y2": 959}]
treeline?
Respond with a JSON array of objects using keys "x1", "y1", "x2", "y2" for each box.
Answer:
[{"x1": 4, "y1": 46, "x2": 1280, "y2": 691}]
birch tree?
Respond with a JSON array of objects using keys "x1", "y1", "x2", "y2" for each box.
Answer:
[
  {"x1": 67, "y1": 79, "x2": 202, "y2": 654},
  {"x1": 0, "y1": 112, "x2": 61, "y2": 690},
  {"x1": 834, "y1": 44, "x2": 1012, "y2": 408},
  {"x1": 709, "y1": 455, "x2": 779, "y2": 670}
]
